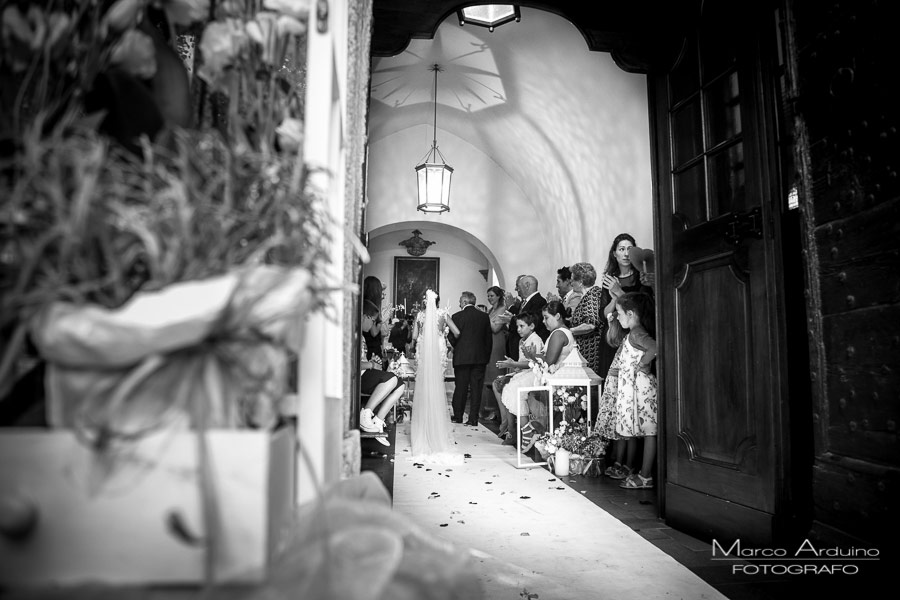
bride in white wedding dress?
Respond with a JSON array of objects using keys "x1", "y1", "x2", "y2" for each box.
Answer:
[{"x1": 409, "y1": 289, "x2": 464, "y2": 464}]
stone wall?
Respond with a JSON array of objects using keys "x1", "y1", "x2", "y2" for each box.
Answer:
[{"x1": 342, "y1": 0, "x2": 374, "y2": 478}]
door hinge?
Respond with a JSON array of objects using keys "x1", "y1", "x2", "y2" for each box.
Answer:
[{"x1": 724, "y1": 207, "x2": 764, "y2": 246}]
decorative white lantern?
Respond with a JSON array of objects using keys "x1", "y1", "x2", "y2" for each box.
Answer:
[{"x1": 545, "y1": 347, "x2": 602, "y2": 432}]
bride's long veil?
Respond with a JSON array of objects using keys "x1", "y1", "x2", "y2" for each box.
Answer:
[{"x1": 410, "y1": 290, "x2": 459, "y2": 462}]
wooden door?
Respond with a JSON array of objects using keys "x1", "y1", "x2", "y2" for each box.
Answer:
[{"x1": 652, "y1": 2, "x2": 791, "y2": 545}]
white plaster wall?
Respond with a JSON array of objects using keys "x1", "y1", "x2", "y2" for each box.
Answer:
[
  {"x1": 363, "y1": 228, "x2": 490, "y2": 307},
  {"x1": 366, "y1": 8, "x2": 654, "y2": 303},
  {"x1": 366, "y1": 131, "x2": 559, "y2": 291}
]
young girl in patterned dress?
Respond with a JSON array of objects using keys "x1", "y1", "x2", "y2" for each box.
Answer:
[
  {"x1": 596, "y1": 312, "x2": 633, "y2": 479},
  {"x1": 613, "y1": 292, "x2": 658, "y2": 489}
]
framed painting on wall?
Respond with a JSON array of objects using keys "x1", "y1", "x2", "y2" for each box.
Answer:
[{"x1": 393, "y1": 257, "x2": 439, "y2": 313}]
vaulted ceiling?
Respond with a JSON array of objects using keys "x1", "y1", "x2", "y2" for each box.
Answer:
[
  {"x1": 371, "y1": 0, "x2": 690, "y2": 73},
  {"x1": 364, "y1": 2, "x2": 687, "y2": 285}
]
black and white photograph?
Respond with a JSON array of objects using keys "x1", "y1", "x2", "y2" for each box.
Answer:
[{"x1": 0, "y1": 1, "x2": 893, "y2": 598}]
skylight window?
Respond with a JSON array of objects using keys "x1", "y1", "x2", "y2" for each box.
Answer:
[{"x1": 457, "y1": 5, "x2": 521, "y2": 32}]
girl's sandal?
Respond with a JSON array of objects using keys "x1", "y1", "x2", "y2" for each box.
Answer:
[
  {"x1": 605, "y1": 463, "x2": 631, "y2": 480},
  {"x1": 520, "y1": 422, "x2": 538, "y2": 451},
  {"x1": 620, "y1": 473, "x2": 654, "y2": 489}
]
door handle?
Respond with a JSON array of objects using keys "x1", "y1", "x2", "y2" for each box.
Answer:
[{"x1": 723, "y1": 207, "x2": 763, "y2": 246}]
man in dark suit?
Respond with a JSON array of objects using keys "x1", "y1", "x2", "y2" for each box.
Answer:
[
  {"x1": 502, "y1": 275, "x2": 549, "y2": 356},
  {"x1": 448, "y1": 291, "x2": 492, "y2": 425}
]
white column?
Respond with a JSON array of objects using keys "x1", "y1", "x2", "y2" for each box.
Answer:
[{"x1": 297, "y1": 0, "x2": 347, "y2": 505}]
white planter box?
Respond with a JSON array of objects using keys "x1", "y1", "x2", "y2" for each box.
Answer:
[{"x1": 0, "y1": 426, "x2": 294, "y2": 585}]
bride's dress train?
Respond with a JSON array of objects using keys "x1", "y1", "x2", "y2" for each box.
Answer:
[{"x1": 409, "y1": 290, "x2": 463, "y2": 465}]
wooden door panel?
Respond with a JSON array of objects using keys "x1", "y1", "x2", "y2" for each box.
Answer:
[
  {"x1": 669, "y1": 251, "x2": 773, "y2": 512},
  {"x1": 675, "y1": 255, "x2": 754, "y2": 469}
]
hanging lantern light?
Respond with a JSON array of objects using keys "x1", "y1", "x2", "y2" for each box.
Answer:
[{"x1": 415, "y1": 64, "x2": 453, "y2": 213}]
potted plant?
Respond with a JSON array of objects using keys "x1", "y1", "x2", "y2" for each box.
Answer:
[{"x1": 0, "y1": 0, "x2": 334, "y2": 585}]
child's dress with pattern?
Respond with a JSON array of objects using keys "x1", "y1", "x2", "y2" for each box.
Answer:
[
  {"x1": 615, "y1": 330, "x2": 658, "y2": 437},
  {"x1": 596, "y1": 344, "x2": 624, "y2": 440}
]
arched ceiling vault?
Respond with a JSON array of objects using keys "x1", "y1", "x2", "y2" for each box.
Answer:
[
  {"x1": 371, "y1": 0, "x2": 691, "y2": 73},
  {"x1": 368, "y1": 0, "x2": 668, "y2": 270}
]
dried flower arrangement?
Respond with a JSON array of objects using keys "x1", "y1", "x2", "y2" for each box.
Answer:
[{"x1": 0, "y1": 0, "x2": 330, "y2": 436}]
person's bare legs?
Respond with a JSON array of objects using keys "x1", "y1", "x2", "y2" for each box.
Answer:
[
  {"x1": 613, "y1": 439, "x2": 626, "y2": 465},
  {"x1": 365, "y1": 377, "x2": 398, "y2": 412},
  {"x1": 494, "y1": 382, "x2": 511, "y2": 436},
  {"x1": 604, "y1": 438, "x2": 629, "y2": 478},
  {"x1": 375, "y1": 383, "x2": 405, "y2": 422},
  {"x1": 502, "y1": 410, "x2": 520, "y2": 446},
  {"x1": 639, "y1": 435, "x2": 656, "y2": 480},
  {"x1": 626, "y1": 437, "x2": 640, "y2": 473}
]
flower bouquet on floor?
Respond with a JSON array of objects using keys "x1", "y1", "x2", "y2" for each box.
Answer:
[
  {"x1": 575, "y1": 430, "x2": 608, "y2": 477},
  {"x1": 534, "y1": 421, "x2": 585, "y2": 464},
  {"x1": 534, "y1": 420, "x2": 606, "y2": 477}
]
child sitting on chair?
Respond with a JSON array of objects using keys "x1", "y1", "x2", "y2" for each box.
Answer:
[{"x1": 491, "y1": 312, "x2": 543, "y2": 442}]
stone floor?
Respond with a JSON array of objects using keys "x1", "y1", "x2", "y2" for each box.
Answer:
[{"x1": 362, "y1": 412, "x2": 882, "y2": 599}]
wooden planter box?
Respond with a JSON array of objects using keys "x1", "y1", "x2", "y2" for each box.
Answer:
[{"x1": 0, "y1": 426, "x2": 295, "y2": 585}]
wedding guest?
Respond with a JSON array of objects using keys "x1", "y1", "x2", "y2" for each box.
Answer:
[
  {"x1": 388, "y1": 314, "x2": 412, "y2": 355},
  {"x1": 599, "y1": 234, "x2": 654, "y2": 319},
  {"x1": 596, "y1": 312, "x2": 634, "y2": 479},
  {"x1": 614, "y1": 292, "x2": 658, "y2": 490},
  {"x1": 359, "y1": 300, "x2": 405, "y2": 446},
  {"x1": 480, "y1": 286, "x2": 508, "y2": 423},
  {"x1": 569, "y1": 262, "x2": 605, "y2": 377},
  {"x1": 503, "y1": 275, "x2": 525, "y2": 358},
  {"x1": 492, "y1": 312, "x2": 542, "y2": 442},
  {"x1": 447, "y1": 291, "x2": 492, "y2": 425},
  {"x1": 363, "y1": 275, "x2": 392, "y2": 351},
  {"x1": 597, "y1": 233, "x2": 654, "y2": 378},
  {"x1": 500, "y1": 275, "x2": 548, "y2": 349},
  {"x1": 363, "y1": 275, "x2": 383, "y2": 308},
  {"x1": 547, "y1": 265, "x2": 583, "y2": 326},
  {"x1": 500, "y1": 301, "x2": 574, "y2": 447}
]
